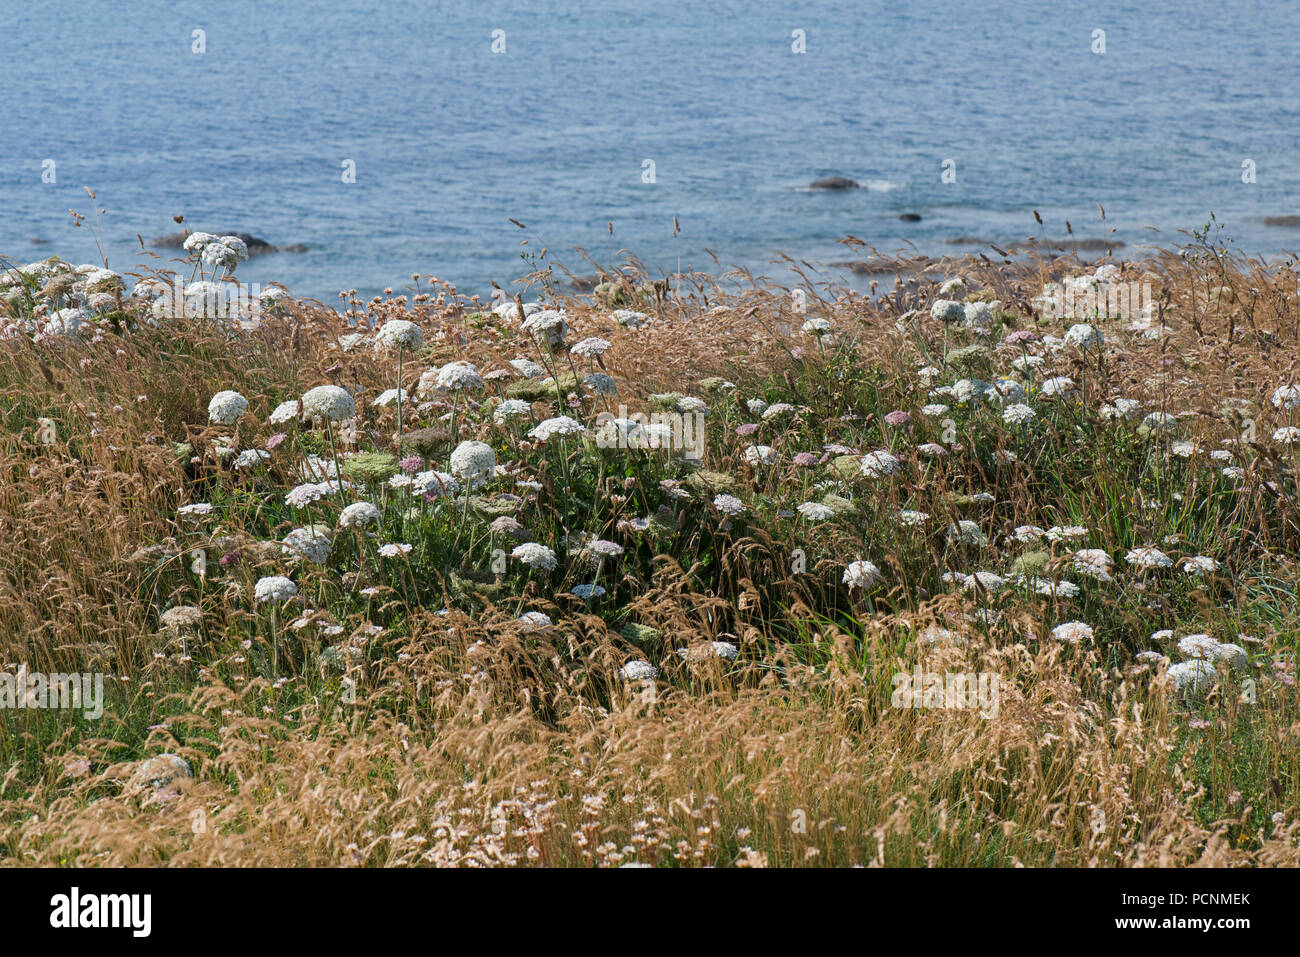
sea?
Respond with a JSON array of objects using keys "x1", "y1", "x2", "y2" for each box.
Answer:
[{"x1": 2, "y1": 0, "x2": 1298, "y2": 303}]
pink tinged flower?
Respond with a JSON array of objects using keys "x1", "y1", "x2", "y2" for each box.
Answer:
[
  {"x1": 1003, "y1": 330, "x2": 1039, "y2": 345},
  {"x1": 736, "y1": 423, "x2": 759, "y2": 436},
  {"x1": 793, "y1": 452, "x2": 817, "y2": 467},
  {"x1": 219, "y1": 551, "x2": 241, "y2": 566},
  {"x1": 883, "y1": 410, "x2": 912, "y2": 427},
  {"x1": 400, "y1": 455, "x2": 424, "y2": 474},
  {"x1": 266, "y1": 432, "x2": 287, "y2": 450}
]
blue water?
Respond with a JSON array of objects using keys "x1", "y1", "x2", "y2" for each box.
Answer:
[{"x1": 2, "y1": 0, "x2": 1298, "y2": 302}]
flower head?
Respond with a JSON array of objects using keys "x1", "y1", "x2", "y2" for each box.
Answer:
[
  {"x1": 511, "y1": 542, "x2": 557, "y2": 571},
  {"x1": 301, "y1": 385, "x2": 355, "y2": 424},
  {"x1": 449, "y1": 440, "x2": 497, "y2": 485},
  {"x1": 843, "y1": 560, "x2": 883, "y2": 589},
  {"x1": 377, "y1": 319, "x2": 424, "y2": 351},
  {"x1": 254, "y1": 575, "x2": 297, "y2": 603},
  {"x1": 208, "y1": 390, "x2": 248, "y2": 425}
]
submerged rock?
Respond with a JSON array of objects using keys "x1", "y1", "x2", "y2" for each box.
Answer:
[
  {"x1": 808, "y1": 176, "x2": 860, "y2": 190},
  {"x1": 148, "y1": 231, "x2": 306, "y2": 255}
]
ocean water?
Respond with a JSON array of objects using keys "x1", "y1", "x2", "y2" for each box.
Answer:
[{"x1": 2, "y1": 0, "x2": 1298, "y2": 302}]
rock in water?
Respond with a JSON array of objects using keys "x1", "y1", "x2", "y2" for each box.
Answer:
[
  {"x1": 148, "y1": 231, "x2": 306, "y2": 255},
  {"x1": 899, "y1": 213, "x2": 922, "y2": 222},
  {"x1": 808, "y1": 176, "x2": 859, "y2": 189}
]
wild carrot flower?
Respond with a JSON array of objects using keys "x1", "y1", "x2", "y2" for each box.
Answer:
[
  {"x1": 208, "y1": 390, "x2": 248, "y2": 425},
  {"x1": 377, "y1": 319, "x2": 424, "y2": 351},
  {"x1": 1126, "y1": 546, "x2": 1173, "y2": 569},
  {"x1": 511, "y1": 542, "x2": 557, "y2": 571},
  {"x1": 1051, "y1": 621, "x2": 1093, "y2": 644},
  {"x1": 797, "y1": 502, "x2": 835, "y2": 521},
  {"x1": 254, "y1": 576, "x2": 297, "y2": 603},
  {"x1": 301, "y1": 385, "x2": 354, "y2": 423},
  {"x1": 930, "y1": 300, "x2": 966, "y2": 323},
  {"x1": 572, "y1": 337, "x2": 611, "y2": 358},
  {"x1": 621, "y1": 660, "x2": 658, "y2": 680},
  {"x1": 843, "y1": 560, "x2": 883, "y2": 589},
  {"x1": 1271, "y1": 384, "x2": 1300, "y2": 410},
  {"x1": 338, "y1": 501, "x2": 382, "y2": 528},
  {"x1": 449, "y1": 441, "x2": 496, "y2": 485},
  {"x1": 529, "y1": 416, "x2": 586, "y2": 441},
  {"x1": 860, "y1": 450, "x2": 901, "y2": 477},
  {"x1": 713, "y1": 494, "x2": 746, "y2": 516}
]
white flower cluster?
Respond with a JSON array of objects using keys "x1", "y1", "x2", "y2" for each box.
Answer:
[
  {"x1": 301, "y1": 385, "x2": 355, "y2": 424},
  {"x1": 843, "y1": 560, "x2": 883, "y2": 589},
  {"x1": 529, "y1": 416, "x2": 586, "y2": 442},
  {"x1": 377, "y1": 319, "x2": 425, "y2": 351},
  {"x1": 511, "y1": 542, "x2": 557, "y2": 570},
  {"x1": 449, "y1": 440, "x2": 497, "y2": 485},
  {"x1": 208, "y1": 390, "x2": 248, "y2": 425},
  {"x1": 254, "y1": 575, "x2": 297, "y2": 603}
]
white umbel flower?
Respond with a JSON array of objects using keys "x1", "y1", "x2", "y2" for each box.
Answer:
[
  {"x1": 712, "y1": 494, "x2": 746, "y2": 516},
  {"x1": 511, "y1": 542, "x2": 557, "y2": 571},
  {"x1": 1126, "y1": 546, "x2": 1173, "y2": 569},
  {"x1": 860, "y1": 449, "x2": 901, "y2": 478},
  {"x1": 282, "y1": 525, "x2": 333, "y2": 564},
  {"x1": 1065, "y1": 323, "x2": 1103, "y2": 350},
  {"x1": 571, "y1": 337, "x2": 612, "y2": 358},
  {"x1": 521, "y1": 308, "x2": 568, "y2": 344},
  {"x1": 930, "y1": 300, "x2": 966, "y2": 323},
  {"x1": 801, "y1": 317, "x2": 831, "y2": 336},
  {"x1": 301, "y1": 385, "x2": 355, "y2": 423},
  {"x1": 797, "y1": 502, "x2": 836, "y2": 521},
  {"x1": 269, "y1": 399, "x2": 301, "y2": 425},
  {"x1": 254, "y1": 575, "x2": 297, "y2": 603},
  {"x1": 1039, "y1": 376, "x2": 1076, "y2": 397},
  {"x1": 208, "y1": 390, "x2": 248, "y2": 425},
  {"x1": 1073, "y1": 548, "x2": 1114, "y2": 581},
  {"x1": 1002, "y1": 403, "x2": 1035, "y2": 425},
  {"x1": 621, "y1": 660, "x2": 658, "y2": 680},
  {"x1": 529, "y1": 416, "x2": 586, "y2": 441},
  {"x1": 1167, "y1": 659, "x2": 1215, "y2": 697},
  {"x1": 426, "y1": 360, "x2": 483, "y2": 393},
  {"x1": 1270, "y1": 384, "x2": 1300, "y2": 410},
  {"x1": 377, "y1": 319, "x2": 424, "y2": 351},
  {"x1": 1051, "y1": 621, "x2": 1093, "y2": 644},
  {"x1": 843, "y1": 560, "x2": 883, "y2": 589},
  {"x1": 183, "y1": 231, "x2": 218, "y2": 254},
  {"x1": 338, "y1": 501, "x2": 382, "y2": 528},
  {"x1": 449, "y1": 440, "x2": 497, "y2": 485},
  {"x1": 493, "y1": 399, "x2": 532, "y2": 422},
  {"x1": 201, "y1": 241, "x2": 240, "y2": 270}
]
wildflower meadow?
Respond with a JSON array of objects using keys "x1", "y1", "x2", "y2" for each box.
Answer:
[{"x1": 1, "y1": 228, "x2": 1299, "y2": 868}]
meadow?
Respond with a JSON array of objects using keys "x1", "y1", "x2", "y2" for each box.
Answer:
[{"x1": 1, "y1": 227, "x2": 1298, "y2": 867}]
